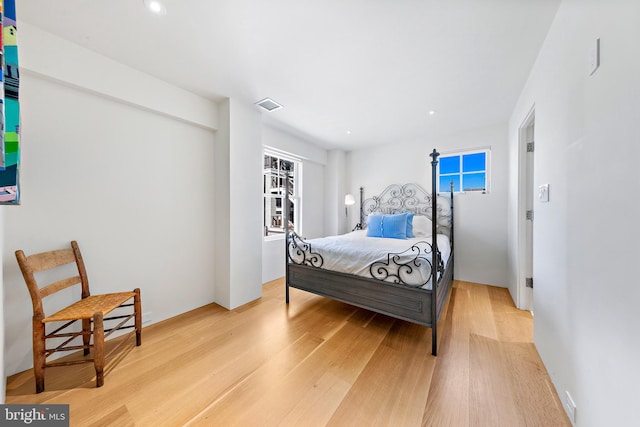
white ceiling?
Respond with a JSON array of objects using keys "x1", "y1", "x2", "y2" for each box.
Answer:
[{"x1": 17, "y1": 0, "x2": 560, "y2": 150}]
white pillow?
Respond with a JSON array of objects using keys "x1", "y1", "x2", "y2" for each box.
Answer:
[{"x1": 412, "y1": 215, "x2": 433, "y2": 237}]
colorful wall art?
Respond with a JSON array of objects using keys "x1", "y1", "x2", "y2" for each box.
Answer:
[{"x1": 0, "y1": 0, "x2": 19, "y2": 204}]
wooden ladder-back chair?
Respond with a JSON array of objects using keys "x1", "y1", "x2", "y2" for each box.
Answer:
[{"x1": 15, "y1": 240, "x2": 142, "y2": 393}]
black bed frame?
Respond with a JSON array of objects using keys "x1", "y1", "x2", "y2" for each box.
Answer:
[{"x1": 284, "y1": 149, "x2": 454, "y2": 356}]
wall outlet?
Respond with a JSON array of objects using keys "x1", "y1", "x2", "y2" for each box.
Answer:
[
  {"x1": 142, "y1": 312, "x2": 152, "y2": 325},
  {"x1": 564, "y1": 391, "x2": 576, "y2": 423}
]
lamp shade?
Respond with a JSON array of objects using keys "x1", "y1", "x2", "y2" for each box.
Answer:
[{"x1": 345, "y1": 194, "x2": 355, "y2": 206}]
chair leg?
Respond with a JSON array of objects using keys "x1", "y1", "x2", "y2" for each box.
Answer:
[
  {"x1": 134, "y1": 288, "x2": 142, "y2": 346},
  {"x1": 32, "y1": 318, "x2": 46, "y2": 394},
  {"x1": 93, "y1": 312, "x2": 105, "y2": 388},
  {"x1": 82, "y1": 318, "x2": 91, "y2": 356}
]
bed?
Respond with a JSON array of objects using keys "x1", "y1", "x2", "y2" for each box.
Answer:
[{"x1": 285, "y1": 149, "x2": 454, "y2": 355}]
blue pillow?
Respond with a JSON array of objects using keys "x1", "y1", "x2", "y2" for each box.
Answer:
[
  {"x1": 405, "y1": 212, "x2": 415, "y2": 238},
  {"x1": 381, "y1": 213, "x2": 408, "y2": 239},
  {"x1": 366, "y1": 214, "x2": 384, "y2": 237}
]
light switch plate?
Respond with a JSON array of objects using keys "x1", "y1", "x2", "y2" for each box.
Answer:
[{"x1": 538, "y1": 184, "x2": 549, "y2": 202}]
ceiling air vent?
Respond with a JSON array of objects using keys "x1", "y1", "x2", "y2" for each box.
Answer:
[{"x1": 255, "y1": 98, "x2": 283, "y2": 112}]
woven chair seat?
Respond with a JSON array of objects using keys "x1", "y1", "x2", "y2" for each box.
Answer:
[{"x1": 44, "y1": 292, "x2": 136, "y2": 322}]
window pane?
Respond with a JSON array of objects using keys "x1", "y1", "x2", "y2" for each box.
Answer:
[
  {"x1": 282, "y1": 161, "x2": 294, "y2": 195},
  {"x1": 264, "y1": 156, "x2": 295, "y2": 196},
  {"x1": 440, "y1": 175, "x2": 460, "y2": 192},
  {"x1": 264, "y1": 156, "x2": 278, "y2": 194},
  {"x1": 462, "y1": 173, "x2": 486, "y2": 191},
  {"x1": 440, "y1": 156, "x2": 460, "y2": 174},
  {"x1": 286, "y1": 174, "x2": 294, "y2": 197},
  {"x1": 264, "y1": 197, "x2": 282, "y2": 235},
  {"x1": 286, "y1": 198, "x2": 295, "y2": 230},
  {"x1": 264, "y1": 174, "x2": 278, "y2": 194},
  {"x1": 462, "y1": 152, "x2": 485, "y2": 172}
]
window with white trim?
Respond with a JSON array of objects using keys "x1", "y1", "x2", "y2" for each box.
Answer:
[
  {"x1": 437, "y1": 148, "x2": 490, "y2": 193},
  {"x1": 263, "y1": 150, "x2": 301, "y2": 237}
]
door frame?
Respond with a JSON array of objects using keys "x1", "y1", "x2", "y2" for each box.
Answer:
[{"x1": 516, "y1": 106, "x2": 535, "y2": 311}]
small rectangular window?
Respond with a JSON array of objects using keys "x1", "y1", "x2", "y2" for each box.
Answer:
[{"x1": 438, "y1": 148, "x2": 490, "y2": 193}]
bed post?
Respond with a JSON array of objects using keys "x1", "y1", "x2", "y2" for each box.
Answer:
[
  {"x1": 429, "y1": 149, "x2": 440, "y2": 356},
  {"x1": 450, "y1": 181, "x2": 454, "y2": 280},
  {"x1": 358, "y1": 186, "x2": 364, "y2": 229},
  {"x1": 284, "y1": 168, "x2": 290, "y2": 304}
]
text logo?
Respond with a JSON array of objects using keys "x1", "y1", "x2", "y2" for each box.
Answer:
[{"x1": 1, "y1": 405, "x2": 69, "y2": 426}]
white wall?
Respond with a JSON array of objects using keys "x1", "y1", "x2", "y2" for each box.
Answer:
[
  {"x1": 325, "y1": 150, "x2": 348, "y2": 236},
  {"x1": 19, "y1": 22, "x2": 217, "y2": 130},
  {"x1": 301, "y1": 161, "x2": 326, "y2": 240},
  {"x1": 227, "y1": 100, "x2": 263, "y2": 308},
  {"x1": 347, "y1": 123, "x2": 509, "y2": 287},
  {"x1": 507, "y1": 1, "x2": 640, "y2": 425},
  {"x1": 214, "y1": 99, "x2": 264, "y2": 309},
  {"x1": 261, "y1": 125, "x2": 326, "y2": 284},
  {"x1": 3, "y1": 25, "x2": 218, "y2": 376},
  {"x1": 214, "y1": 100, "x2": 232, "y2": 307}
]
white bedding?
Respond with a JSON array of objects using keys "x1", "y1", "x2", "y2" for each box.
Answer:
[{"x1": 290, "y1": 230, "x2": 451, "y2": 289}]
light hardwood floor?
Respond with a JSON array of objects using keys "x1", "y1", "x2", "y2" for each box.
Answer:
[{"x1": 6, "y1": 279, "x2": 570, "y2": 426}]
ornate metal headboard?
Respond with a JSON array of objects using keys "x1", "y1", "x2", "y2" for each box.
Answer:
[{"x1": 360, "y1": 183, "x2": 452, "y2": 237}]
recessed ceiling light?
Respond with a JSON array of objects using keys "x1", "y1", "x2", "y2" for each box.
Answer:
[
  {"x1": 346, "y1": 130, "x2": 352, "y2": 135},
  {"x1": 255, "y1": 98, "x2": 283, "y2": 112},
  {"x1": 429, "y1": 110, "x2": 437, "y2": 116},
  {"x1": 143, "y1": 0, "x2": 167, "y2": 15}
]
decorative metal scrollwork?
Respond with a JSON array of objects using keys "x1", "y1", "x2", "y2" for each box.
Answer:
[
  {"x1": 360, "y1": 183, "x2": 452, "y2": 236},
  {"x1": 369, "y1": 241, "x2": 435, "y2": 287},
  {"x1": 437, "y1": 249, "x2": 445, "y2": 276},
  {"x1": 362, "y1": 183, "x2": 429, "y2": 216},
  {"x1": 287, "y1": 232, "x2": 324, "y2": 267}
]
